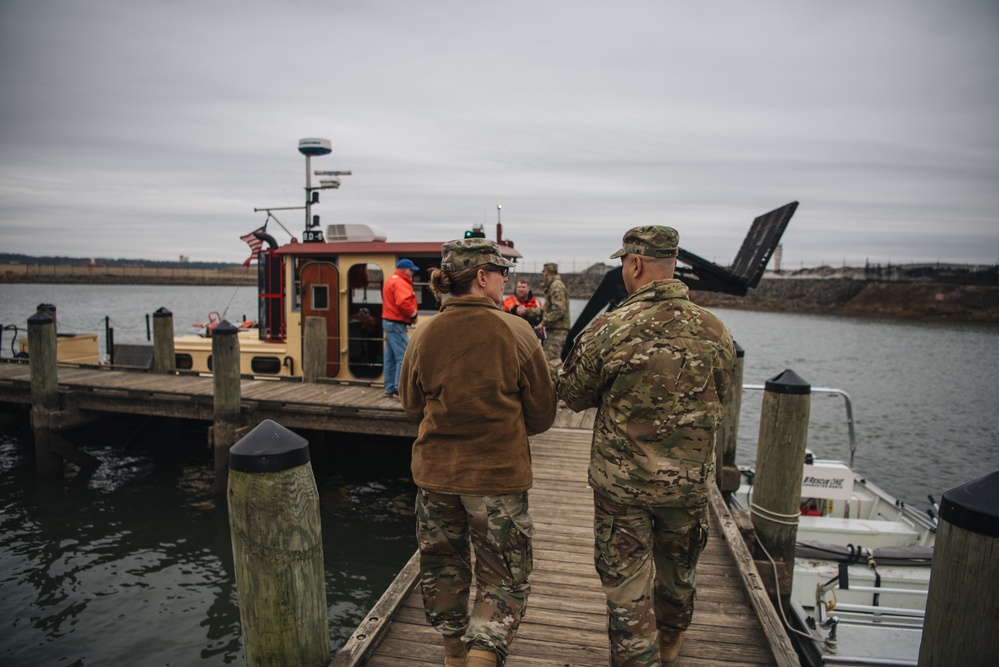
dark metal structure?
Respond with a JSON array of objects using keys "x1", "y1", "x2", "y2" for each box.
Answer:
[{"x1": 564, "y1": 201, "x2": 799, "y2": 357}]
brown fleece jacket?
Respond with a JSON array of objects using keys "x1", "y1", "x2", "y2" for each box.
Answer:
[{"x1": 400, "y1": 295, "x2": 557, "y2": 495}]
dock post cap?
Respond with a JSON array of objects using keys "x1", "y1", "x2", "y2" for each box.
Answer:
[
  {"x1": 27, "y1": 312, "x2": 54, "y2": 325},
  {"x1": 229, "y1": 419, "x2": 310, "y2": 473},
  {"x1": 153, "y1": 307, "x2": 172, "y2": 317},
  {"x1": 939, "y1": 470, "x2": 999, "y2": 538},
  {"x1": 734, "y1": 340, "x2": 745, "y2": 358},
  {"x1": 212, "y1": 320, "x2": 240, "y2": 336},
  {"x1": 764, "y1": 369, "x2": 810, "y2": 395}
]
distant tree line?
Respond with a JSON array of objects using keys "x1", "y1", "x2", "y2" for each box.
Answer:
[{"x1": 0, "y1": 253, "x2": 241, "y2": 271}]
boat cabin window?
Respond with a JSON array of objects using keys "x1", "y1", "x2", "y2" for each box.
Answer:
[
  {"x1": 250, "y1": 356, "x2": 282, "y2": 375},
  {"x1": 347, "y1": 263, "x2": 383, "y2": 379},
  {"x1": 311, "y1": 284, "x2": 329, "y2": 311},
  {"x1": 175, "y1": 353, "x2": 193, "y2": 370}
]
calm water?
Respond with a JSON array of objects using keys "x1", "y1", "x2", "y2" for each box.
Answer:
[{"x1": 1, "y1": 284, "x2": 998, "y2": 665}]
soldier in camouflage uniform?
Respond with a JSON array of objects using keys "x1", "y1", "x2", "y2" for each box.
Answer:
[
  {"x1": 526, "y1": 262, "x2": 570, "y2": 376},
  {"x1": 556, "y1": 226, "x2": 736, "y2": 666},
  {"x1": 400, "y1": 237, "x2": 557, "y2": 667}
]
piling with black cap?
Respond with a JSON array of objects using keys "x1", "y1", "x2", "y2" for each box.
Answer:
[
  {"x1": 227, "y1": 420, "x2": 329, "y2": 667},
  {"x1": 36, "y1": 303, "x2": 57, "y2": 332},
  {"x1": 152, "y1": 307, "x2": 175, "y2": 374},
  {"x1": 716, "y1": 341, "x2": 745, "y2": 493},
  {"x1": 918, "y1": 471, "x2": 999, "y2": 666},
  {"x1": 28, "y1": 311, "x2": 62, "y2": 478},
  {"x1": 750, "y1": 369, "x2": 811, "y2": 601},
  {"x1": 302, "y1": 316, "x2": 327, "y2": 383},
  {"x1": 212, "y1": 320, "x2": 241, "y2": 496}
]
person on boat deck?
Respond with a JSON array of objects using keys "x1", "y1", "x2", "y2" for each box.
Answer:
[
  {"x1": 524, "y1": 263, "x2": 569, "y2": 376},
  {"x1": 502, "y1": 278, "x2": 545, "y2": 340},
  {"x1": 399, "y1": 237, "x2": 557, "y2": 667},
  {"x1": 556, "y1": 226, "x2": 736, "y2": 666},
  {"x1": 381, "y1": 258, "x2": 419, "y2": 399}
]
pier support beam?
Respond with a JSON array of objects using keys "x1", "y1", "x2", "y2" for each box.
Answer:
[
  {"x1": 152, "y1": 307, "x2": 176, "y2": 374},
  {"x1": 302, "y1": 316, "x2": 327, "y2": 383},
  {"x1": 716, "y1": 341, "x2": 745, "y2": 493},
  {"x1": 918, "y1": 471, "x2": 999, "y2": 666},
  {"x1": 28, "y1": 312, "x2": 62, "y2": 479},
  {"x1": 212, "y1": 321, "x2": 242, "y2": 497},
  {"x1": 750, "y1": 369, "x2": 810, "y2": 603},
  {"x1": 228, "y1": 420, "x2": 329, "y2": 667}
]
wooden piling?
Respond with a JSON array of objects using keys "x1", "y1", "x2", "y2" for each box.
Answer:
[
  {"x1": 918, "y1": 471, "x2": 999, "y2": 666},
  {"x1": 28, "y1": 312, "x2": 62, "y2": 478},
  {"x1": 227, "y1": 420, "x2": 329, "y2": 667},
  {"x1": 302, "y1": 316, "x2": 327, "y2": 383},
  {"x1": 212, "y1": 321, "x2": 241, "y2": 497},
  {"x1": 36, "y1": 303, "x2": 57, "y2": 331},
  {"x1": 152, "y1": 307, "x2": 176, "y2": 374},
  {"x1": 716, "y1": 341, "x2": 745, "y2": 493},
  {"x1": 750, "y1": 368, "x2": 810, "y2": 602}
]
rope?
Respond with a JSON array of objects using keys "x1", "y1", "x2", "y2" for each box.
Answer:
[
  {"x1": 754, "y1": 534, "x2": 820, "y2": 643},
  {"x1": 750, "y1": 502, "x2": 800, "y2": 526}
]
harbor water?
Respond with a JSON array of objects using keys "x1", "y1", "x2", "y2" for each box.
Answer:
[{"x1": 1, "y1": 283, "x2": 998, "y2": 665}]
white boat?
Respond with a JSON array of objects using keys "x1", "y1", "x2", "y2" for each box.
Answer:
[{"x1": 731, "y1": 386, "x2": 937, "y2": 667}]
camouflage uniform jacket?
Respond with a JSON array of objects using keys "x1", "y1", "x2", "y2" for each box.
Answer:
[
  {"x1": 557, "y1": 279, "x2": 735, "y2": 508},
  {"x1": 538, "y1": 274, "x2": 570, "y2": 331}
]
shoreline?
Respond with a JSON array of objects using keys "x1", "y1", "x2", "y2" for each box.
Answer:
[{"x1": 4, "y1": 269, "x2": 998, "y2": 324}]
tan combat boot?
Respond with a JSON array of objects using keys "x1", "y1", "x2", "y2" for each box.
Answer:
[
  {"x1": 659, "y1": 630, "x2": 685, "y2": 664},
  {"x1": 443, "y1": 635, "x2": 467, "y2": 667},
  {"x1": 465, "y1": 648, "x2": 498, "y2": 667}
]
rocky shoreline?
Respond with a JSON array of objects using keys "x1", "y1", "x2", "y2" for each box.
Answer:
[{"x1": 516, "y1": 272, "x2": 999, "y2": 324}]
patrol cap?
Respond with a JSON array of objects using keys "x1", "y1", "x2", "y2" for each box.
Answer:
[
  {"x1": 440, "y1": 237, "x2": 513, "y2": 271},
  {"x1": 543, "y1": 262, "x2": 559, "y2": 274},
  {"x1": 609, "y1": 225, "x2": 679, "y2": 259}
]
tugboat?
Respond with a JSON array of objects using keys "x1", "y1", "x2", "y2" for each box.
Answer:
[{"x1": 173, "y1": 138, "x2": 520, "y2": 382}]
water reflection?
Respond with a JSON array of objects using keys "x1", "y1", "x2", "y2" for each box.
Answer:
[{"x1": 0, "y1": 420, "x2": 416, "y2": 665}]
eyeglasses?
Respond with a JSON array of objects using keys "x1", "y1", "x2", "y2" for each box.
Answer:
[{"x1": 483, "y1": 266, "x2": 509, "y2": 278}]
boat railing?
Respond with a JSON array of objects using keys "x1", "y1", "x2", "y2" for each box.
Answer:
[{"x1": 743, "y1": 384, "x2": 857, "y2": 469}]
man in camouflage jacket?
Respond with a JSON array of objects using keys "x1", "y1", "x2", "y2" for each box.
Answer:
[
  {"x1": 526, "y1": 262, "x2": 570, "y2": 374},
  {"x1": 556, "y1": 226, "x2": 735, "y2": 666}
]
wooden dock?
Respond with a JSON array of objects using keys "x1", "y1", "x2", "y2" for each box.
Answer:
[
  {"x1": 0, "y1": 361, "x2": 600, "y2": 434},
  {"x1": 332, "y1": 428, "x2": 800, "y2": 667},
  {"x1": 1, "y1": 360, "x2": 800, "y2": 665}
]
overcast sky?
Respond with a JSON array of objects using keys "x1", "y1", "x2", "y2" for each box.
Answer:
[{"x1": 1, "y1": 1, "x2": 997, "y2": 270}]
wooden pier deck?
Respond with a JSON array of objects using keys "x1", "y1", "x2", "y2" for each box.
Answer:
[
  {"x1": 332, "y1": 428, "x2": 799, "y2": 667},
  {"x1": 1, "y1": 360, "x2": 800, "y2": 665},
  {"x1": 0, "y1": 361, "x2": 416, "y2": 436},
  {"x1": 0, "y1": 361, "x2": 598, "y2": 434}
]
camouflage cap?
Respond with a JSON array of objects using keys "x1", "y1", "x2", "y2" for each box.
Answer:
[
  {"x1": 543, "y1": 262, "x2": 559, "y2": 274},
  {"x1": 609, "y1": 225, "x2": 679, "y2": 259},
  {"x1": 440, "y1": 237, "x2": 513, "y2": 271}
]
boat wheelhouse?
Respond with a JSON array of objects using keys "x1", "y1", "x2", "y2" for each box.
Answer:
[{"x1": 173, "y1": 227, "x2": 521, "y2": 382}]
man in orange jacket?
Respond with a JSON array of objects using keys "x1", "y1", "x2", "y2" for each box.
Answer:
[
  {"x1": 503, "y1": 278, "x2": 544, "y2": 339},
  {"x1": 382, "y1": 258, "x2": 419, "y2": 399}
]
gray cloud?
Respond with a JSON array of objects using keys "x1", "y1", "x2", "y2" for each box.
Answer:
[{"x1": 1, "y1": 1, "x2": 997, "y2": 267}]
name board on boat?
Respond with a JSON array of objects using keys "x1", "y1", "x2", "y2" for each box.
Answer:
[{"x1": 800, "y1": 461, "x2": 855, "y2": 500}]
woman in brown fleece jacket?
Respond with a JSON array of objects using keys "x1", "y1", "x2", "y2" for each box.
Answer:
[{"x1": 399, "y1": 237, "x2": 557, "y2": 667}]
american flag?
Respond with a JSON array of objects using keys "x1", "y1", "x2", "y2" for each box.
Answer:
[{"x1": 240, "y1": 226, "x2": 266, "y2": 266}]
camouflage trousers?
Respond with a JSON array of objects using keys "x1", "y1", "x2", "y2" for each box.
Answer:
[
  {"x1": 592, "y1": 491, "x2": 709, "y2": 667},
  {"x1": 543, "y1": 328, "x2": 568, "y2": 377},
  {"x1": 415, "y1": 488, "x2": 534, "y2": 664}
]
